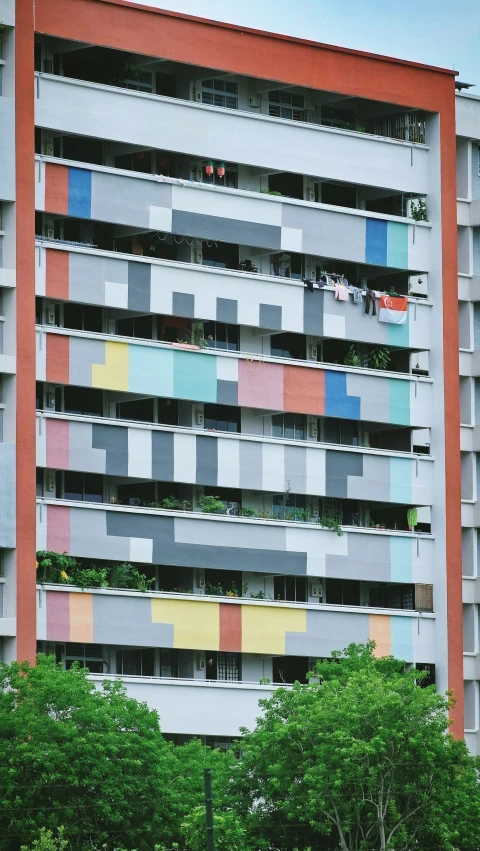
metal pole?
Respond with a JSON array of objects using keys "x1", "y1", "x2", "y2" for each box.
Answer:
[{"x1": 204, "y1": 768, "x2": 215, "y2": 851}]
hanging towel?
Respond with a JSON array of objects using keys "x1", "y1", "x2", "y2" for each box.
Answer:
[
  {"x1": 351, "y1": 287, "x2": 363, "y2": 305},
  {"x1": 335, "y1": 282, "x2": 349, "y2": 301},
  {"x1": 378, "y1": 295, "x2": 408, "y2": 324}
]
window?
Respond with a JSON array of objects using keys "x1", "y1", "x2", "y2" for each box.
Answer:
[
  {"x1": 272, "y1": 413, "x2": 306, "y2": 441},
  {"x1": 159, "y1": 649, "x2": 178, "y2": 678},
  {"x1": 271, "y1": 253, "x2": 303, "y2": 279},
  {"x1": 369, "y1": 584, "x2": 414, "y2": 610},
  {"x1": 114, "y1": 151, "x2": 152, "y2": 174},
  {"x1": 116, "y1": 648, "x2": 154, "y2": 676},
  {"x1": 63, "y1": 472, "x2": 103, "y2": 503},
  {"x1": 326, "y1": 578, "x2": 360, "y2": 606},
  {"x1": 64, "y1": 643, "x2": 104, "y2": 673},
  {"x1": 63, "y1": 303, "x2": 103, "y2": 333},
  {"x1": 322, "y1": 417, "x2": 358, "y2": 446},
  {"x1": 202, "y1": 241, "x2": 239, "y2": 269},
  {"x1": 270, "y1": 332, "x2": 306, "y2": 360},
  {"x1": 116, "y1": 315, "x2": 154, "y2": 340},
  {"x1": 203, "y1": 321, "x2": 239, "y2": 352},
  {"x1": 117, "y1": 397, "x2": 155, "y2": 423},
  {"x1": 206, "y1": 651, "x2": 240, "y2": 682},
  {"x1": 269, "y1": 90, "x2": 305, "y2": 122},
  {"x1": 204, "y1": 404, "x2": 240, "y2": 433},
  {"x1": 63, "y1": 387, "x2": 104, "y2": 417},
  {"x1": 202, "y1": 79, "x2": 238, "y2": 110},
  {"x1": 274, "y1": 576, "x2": 307, "y2": 603},
  {"x1": 201, "y1": 162, "x2": 238, "y2": 189},
  {"x1": 273, "y1": 492, "x2": 306, "y2": 520},
  {"x1": 321, "y1": 106, "x2": 355, "y2": 130},
  {"x1": 416, "y1": 663, "x2": 435, "y2": 687},
  {"x1": 36, "y1": 468, "x2": 44, "y2": 497},
  {"x1": 123, "y1": 70, "x2": 152, "y2": 93}
]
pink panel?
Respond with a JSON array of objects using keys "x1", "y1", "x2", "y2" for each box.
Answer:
[
  {"x1": 46, "y1": 591, "x2": 70, "y2": 642},
  {"x1": 46, "y1": 418, "x2": 69, "y2": 470},
  {"x1": 47, "y1": 504, "x2": 71, "y2": 553},
  {"x1": 238, "y1": 359, "x2": 284, "y2": 410}
]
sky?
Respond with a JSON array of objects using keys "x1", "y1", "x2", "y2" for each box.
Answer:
[{"x1": 137, "y1": 0, "x2": 480, "y2": 88}]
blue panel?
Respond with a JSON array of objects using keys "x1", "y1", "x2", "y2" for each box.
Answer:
[
  {"x1": 324, "y1": 371, "x2": 360, "y2": 419},
  {"x1": 129, "y1": 345, "x2": 174, "y2": 397},
  {"x1": 391, "y1": 615, "x2": 413, "y2": 662},
  {"x1": 173, "y1": 350, "x2": 217, "y2": 403},
  {"x1": 68, "y1": 168, "x2": 92, "y2": 218},
  {"x1": 390, "y1": 536, "x2": 412, "y2": 583},
  {"x1": 389, "y1": 456, "x2": 412, "y2": 504},
  {"x1": 365, "y1": 218, "x2": 387, "y2": 266}
]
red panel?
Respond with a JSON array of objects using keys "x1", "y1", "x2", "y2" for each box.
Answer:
[
  {"x1": 46, "y1": 249, "x2": 69, "y2": 300},
  {"x1": 16, "y1": 0, "x2": 37, "y2": 665},
  {"x1": 45, "y1": 162, "x2": 69, "y2": 215},
  {"x1": 46, "y1": 334, "x2": 70, "y2": 385},
  {"x1": 284, "y1": 365, "x2": 325, "y2": 415},
  {"x1": 219, "y1": 603, "x2": 242, "y2": 652}
]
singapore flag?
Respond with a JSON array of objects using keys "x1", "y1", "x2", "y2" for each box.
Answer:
[{"x1": 378, "y1": 294, "x2": 408, "y2": 325}]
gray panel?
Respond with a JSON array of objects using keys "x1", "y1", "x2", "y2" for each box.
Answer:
[
  {"x1": 282, "y1": 204, "x2": 365, "y2": 263},
  {"x1": 284, "y1": 445, "x2": 307, "y2": 494},
  {"x1": 286, "y1": 609, "x2": 370, "y2": 656},
  {"x1": 172, "y1": 291, "x2": 195, "y2": 318},
  {"x1": 259, "y1": 303, "x2": 282, "y2": 331},
  {"x1": 69, "y1": 337, "x2": 105, "y2": 387},
  {"x1": 92, "y1": 594, "x2": 174, "y2": 647},
  {"x1": 92, "y1": 424, "x2": 128, "y2": 476},
  {"x1": 325, "y1": 451, "x2": 363, "y2": 498},
  {"x1": 0, "y1": 443, "x2": 15, "y2": 547},
  {"x1": 152, "y1": 431, "x2": 175, "y2": 481},
  {"x1": 172, "y1": 210, "x2": 281, "y2": 250},
  {"x1": 0, "y1": 321, "x2": 3, "y2": 354},
  {"x1": 326, "y1": 533, "x2": 391, "y2": 582},
  {"x1": 69, "y1": 252, "x2": 128, "y2": 306},
  {"x1": 70, "y1": 507, "x2": 130, "y2": 561},
  {"x1": 217, "y1": 379, "x2": 238, "y2": 405},
  {"x1": 239, "y1": 440, "x2": 263, "y2": 490},
  {"x1": 0, "y1": 409, "x2": 3, "y2": 442},
  {"x1": 196, "y1": 435, "x2": 218, "y2": 486},
  {"x1": 128, "y1": 261, "x2": 151, "y2": 313},
  {"x1": 348, "y1": 453, "x2": 389, "y2": 503},
  {"x1": 91, "y1": 170, "x2": 172, "y2": 228},
  {"x1": 303, "y1": 288, "x2": 324, "y2": 336},
  {"x1": 216, "y1": 297, "x2": 238, "y2": 324},
  {"x1": 0, "y1": 583, "x2": 3, "y2": 617}
]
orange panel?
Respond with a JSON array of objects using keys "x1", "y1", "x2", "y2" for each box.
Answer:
[
  {"x1": 46, "y1": 334, "x2": 70, "y2": 385},
  {"x1": 69, "y1": 593, "x2": 93, "y2": 643},
  {"x1": 369, "y1": 615, "x2": 391, "y2": 659},
  {"x1": 45, "y1": 162, "x2": 69, "y2": 215},
  {"x1": 46, "y1": 249, "x2": 69, "y2": 300},
  {"x1": 284, "y1": 365, "x2": 324, "y2": 415}
]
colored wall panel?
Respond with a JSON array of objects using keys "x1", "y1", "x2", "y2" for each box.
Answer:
[
  {"x1": 46, "y1": 248, "x2": 69, "y2": 300},
  {"x1": 151, "y1": 598, "x2": 220, "y2": 650},
  {"x1": 46, "y1": 591, "x2": 70, "y2": 642},
  {"x1": 46, "y1": 334, "x2": 70, "y2": 384},
  {"x1": 389, "y1": 456, "x2": 412, "y2": 504},
  {"x1": 45, "y1": 162, "x2": 68, "y2": 215},
  {"x1": 284, "y1": 364, "x2": 325, "y2": 415},
  {"x1": 365, "y1": 218, "x2": 387, "y2": 266},
  {"x1": 69, "y1": 592, "x2": 93, "y2": 643},
  {"x1": 369, "y1": 614, "x2": 391, "y2": 658},
  {"x1": 241, "y1": 605, "x2": 306, "y2": 655},
  {"x1": 387, "y1": 312, "x2": 409, "y2": 347},
  {"x1": 390, "y1": 615, "x2": 413, "y2": 661},
  {"x1": 129, "y1": 344, "x2": 173, "y2": 397},
  {"x1": 46, "y1": 504, "x2": 70, "y2": 555},
  {"x1": 173, "y1": 350, "x2": 217, "y2": 402},
  {"x1": 388, "y1": 378, "x2": 410, "y2": 426},
  {"x1": 324, "y1": 371, "x2": 360, "y2": 419},
  {"x1": 46, "y1": 418, "x2": 69, "y2": 470},
  {"x1": 238, "y1": 360, "x2": 284, "y2": 410},
  {"x1": 68, "y1": 168, "x2": 92, "y2": 218},
  {"x1": 390, "y1": 536, "x2": 413, "y2": 584},
  {"x1": 387, "y1": 221, "x2": 408, "y2": 269},
  {"x1": 219, "y1": 603, "x2": 242, "y2": 652},
  {"x1": 91, "y1": 340, "x2": 128, "y2": 391}
]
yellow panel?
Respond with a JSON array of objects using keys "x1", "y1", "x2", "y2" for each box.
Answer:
[
  {"x1": 151, "y1": 598, "x2": 220, "y2": 650},
  {"x1": 69, "y1": 593, "x2": 93, "y2": 643},
  {"x1": 369, "y1": 614, "x2": 391, "y2": 658},
  {"x1": 241, "y1": 605, "x2": 306, "y2": 655},
  {"x1": 92, "y1": 341, "x2": 129, "y2": 391}
]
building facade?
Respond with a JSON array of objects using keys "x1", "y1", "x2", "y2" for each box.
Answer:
[{"x1": 0, "y1": 0, "x2": 467, "y2": 743}]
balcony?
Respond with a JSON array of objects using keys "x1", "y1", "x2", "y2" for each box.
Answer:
[
  {"x1": 0, "y1": 442, "x2": 15, "y2": 547},
  {"x1": 36, "y1": 413, "x2": 434, "y2": 506},
  {"x1": 35, "y1": 73, "x2": 429, "y2": 196},
  {"x1": 36, "y1": 585, "x2": 434, "y2": 665},
  {"x1": 36, "y1": 156, "x2": 431, "y2": 273},
  {"x1": 36, "y1": 498, "x2": 434, "y2": 584},
  {"x1": 35, "y1": 242, "x2": 432, "y2": 350},
  {"x1": 36, "y1": 327, "x2": 433, "y2": 428}
]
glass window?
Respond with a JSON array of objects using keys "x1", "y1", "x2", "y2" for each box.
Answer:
[
  {"x1": 269, "y1": 90, "x2": 305, "y2": 122},
  {"x1": 63, "y1": 303, "x2": 103, "y2": 333},
  {"x1": 202, "y1": 79, "x2": 238, "y2": 110},
  {"x1": 116, "y1": 648, "x2": 155, "y2": 676},
  {"x1": 270, "y1": 332, "x2": 306, "y2": 360},
  {"x1": 274, "y1": 576, "x2": 307, "y2": 602},
  {"x1": 65, "y1": 643, "x2": 104, "y2": 674},
  {"x1": 322, "y1": 417, "x2": 358, "y2": 446},
  {"x1": 272, "y1": 492, "x2": 306, "y2": 520},
  {"x1": 272, "y1": 413, "x2": 306, "y2": 441},
  {"x1": 326, "y1": 579, "x2": 360, "y2": 606},
  {"x1": 203, "y1": 321, "x2": 239, "y2": 352},
  {"x1": 117, "y1": 315, "x2": 153, "y2": 340},
  {"x1": 63, "y1": 386, "x2": 103, "y2": 416},
  {"x1": 117, "y1": 397, "x2": 155, "y2": 423},
  {"x1": 63, "y1": 472, "x2": 103, "y2": 503},
  {"x1": 217, "y1": 652, "x2": 240, "y2": 682},
  {"x1": 204, "y1": 404, "x2": 240, "y2": 433},
  {"x1": 159, "y1": 648, "x2": 178, "y2": 678}
]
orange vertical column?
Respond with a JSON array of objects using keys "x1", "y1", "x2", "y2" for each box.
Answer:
[{"x1": 15, "y1": 0, "x2": 37, "y2": 663}]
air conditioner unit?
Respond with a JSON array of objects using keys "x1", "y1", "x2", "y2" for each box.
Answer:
[
  {"x1": 195, "y1": 408, "x2": 204, "y2": 426},
  {"x1": 45, "y1": 471, "x2": 56, "y2": 493},
  {"x1": 309, "y1": 421, "x2": 318, "y2": 438}
]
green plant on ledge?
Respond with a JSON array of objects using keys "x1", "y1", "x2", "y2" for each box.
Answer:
[
  {"x1": 365, "y1": 345, "x2": 391, "y2": 371},
  {"x1": 410, "y1": 197, "x2": 428, "y2": 222},
  {"x1": 317, "y1": 516, "x2": 343, "y2": 536},
  {"x1": 36, "y1": 551, "x2": 154, "y2": 591},
  {"x1": 195, "y1": 494, "x2": 226, "y2": 514},
  {"x1": 343, "y1": 344, "x2": 361, "y2": 368}
]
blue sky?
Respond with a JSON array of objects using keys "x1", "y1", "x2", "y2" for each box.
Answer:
[{"x1": 142, "y1": 0, "x2": 480, "y2": 88}]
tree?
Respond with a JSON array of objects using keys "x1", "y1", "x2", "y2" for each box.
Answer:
[
  {"x1": 180, "y1": 806, "x2": 250, "y2": 851},
  {"x1": 0, "y1": 655, "x2": 174, "y2": 851},
  {"x1": 234, "y1": 643, "x2": 480, "y2": 851}
]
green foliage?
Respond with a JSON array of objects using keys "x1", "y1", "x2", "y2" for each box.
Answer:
[
  {"x1": 36, "y1": 551, "x2": 153, "y2": 591},
  {"x1": 234, "y1": 643, "x2": 480, "y2": 851},
  {"x1": 181, "y1": 806, "x2": 251, "y2": 851},
  {"x1": 407, "y1": 507, "x2": 418, "y2": 528},
  {"x1": 365, "y1": 345, "x2": 391, "y2": 371},
  {"x1": 20, "y1": 828, "x2": 68, "y2": 851},
  {"x1": 343, "y1": 343, "x2": 361, "y2": 367},
  {"x1": 318, "y1": 515, "x2": 343, "y2": 535},
  {"x1": 410, "y1": 196, "x2": 428, "y2": 222},
  {"x1": 195, "y1": 494, "x2": 226, "y2": 514},
  {"x1": 241, "y1": 506, "x2": 256, "y2": 517},
  {"x1": 159, "y1": 496, "x2": 191, "y2": 511}
]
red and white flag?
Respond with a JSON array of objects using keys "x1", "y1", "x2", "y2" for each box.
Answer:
[{"x1": 378, "y1": 295, "x2": 408, "y2": 325}]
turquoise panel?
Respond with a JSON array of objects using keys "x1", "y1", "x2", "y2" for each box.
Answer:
[
  {"x1": 390, "y1": 536, "x2": 412, "y2": 583},
  {"x1": 391, "y1": 615, "x2": 413, "y2": 662},
  {"x1": 390, "y1": 456, "x2": 412, "y2": 504},
  {"x1": 387, "y1": 221, "x2": 408, "y2": 269},
  {"x1": 129, "y1": 345, "x2": 174, "y2": 397},
  {"x1": 173, "y1": 350, "x2": 218, "y2": 402},
  {"x1": 387, "y1": 310, "x2": 409, "y2": 347},
  {"x1": 388, "y1": 378, "x2": 410, "y2": 425}
]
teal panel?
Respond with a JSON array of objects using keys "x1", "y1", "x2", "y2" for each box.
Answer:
[
  {"x1": 388, "y1": 378, "x2": 410, "y2": 425},
  {"x1": 390, "y1": 456, "x2": 412, "y2": 504},
  {"x1": 387, "y1": 221, "x2": 408, "y2": 269},
  {"x1": 391, "y1": 615, "x2": 413, "y2": 662},
  {"x1": 387, "y1": 310, "x2": 410, "y2": 347},
  {"x1": 173, "y1": 349, "x2": 218, "y2": 402},
  {"x1": 129, "y1": 344, "x2": 174, "y2": 397},
  {"x1": 390, "y1": 536, "x2": 412, "y2": 583}
]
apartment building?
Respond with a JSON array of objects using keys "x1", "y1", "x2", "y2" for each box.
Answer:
[{"x1": 0, "y1": 0, "x2": 464, "y2": 744}]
